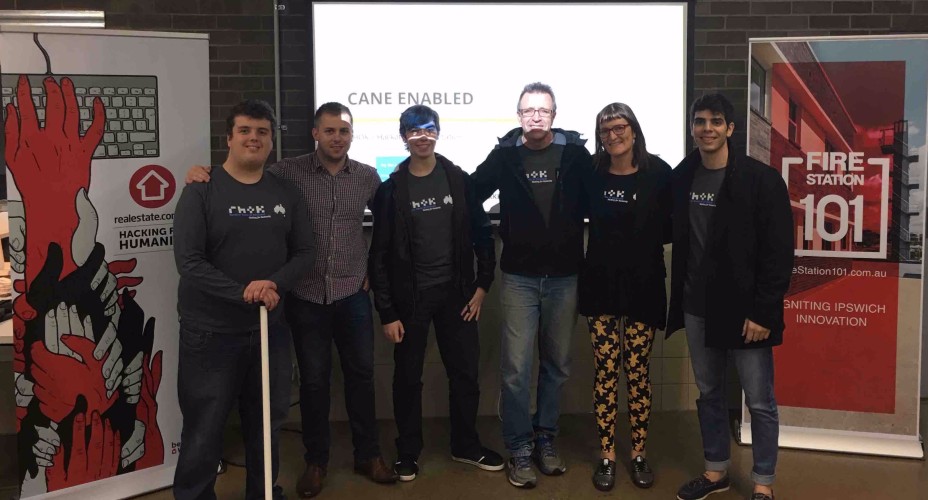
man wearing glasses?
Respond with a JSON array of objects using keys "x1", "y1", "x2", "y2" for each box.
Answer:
[{"x1": 472, "y1": 83, "x2": 593, "y2": 488}]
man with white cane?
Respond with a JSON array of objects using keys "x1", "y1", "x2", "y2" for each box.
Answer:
[{"x1": 173, "y1": 100, "x2": 315, "y2": 499}]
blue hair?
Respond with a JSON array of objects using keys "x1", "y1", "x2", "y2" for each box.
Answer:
[{"x1": 399, "y1": 105, "x2": 440, "y2": 137}]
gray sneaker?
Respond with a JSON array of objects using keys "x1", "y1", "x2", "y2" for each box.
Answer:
[
  {"x1": 507, "y1": 456, "x2": 537, "y2": 488},
  {"x1": 532, "y1": 435, "x2": 567, "y2": 475}
]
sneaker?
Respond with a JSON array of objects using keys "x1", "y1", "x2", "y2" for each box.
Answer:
[
  {"x1": 676, "y1": 473, "x2": 731, "y2": 500},
  {"x1": 750, "y1": 493, "x2": 775, "y2": 500},
  {"x1": 452, "y1": 447, "x2": 505, "y2": 471},
  {"x1": 531, "y1": 435, "x2": 567, "y2": 475},
  {"x1": 630, "y1": 455, "x2": 654, "y2": 488},
  {"x1": 393, "y1": 456, "x2": 419, "y2": 482},
  {"x1": 507, "y1": 456, "x2": 537, "y2": 488},
  {"x1": 591, "y1": 458, "x2": 616, "y2": 492}
]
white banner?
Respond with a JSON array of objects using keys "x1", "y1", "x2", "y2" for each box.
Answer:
[{"x1": 1, "y1": 27, "x2": 209, "y2": 497}]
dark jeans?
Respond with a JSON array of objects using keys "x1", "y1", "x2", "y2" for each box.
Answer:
[
  {"x1": 174, "y1": 323, "x2": 291, "y2": 500},
  {"x1": 684, "y1": 313, "x2": 779, "y2": 485},
  {"x1": 393, "y1": 282, "x2": 482, "y2": 459},
  {"x1": 287, "y1": 290, "x2": 380, "y2": 466}
]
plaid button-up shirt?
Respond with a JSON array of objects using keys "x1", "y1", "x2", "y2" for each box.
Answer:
[{"x1": 269, "y1": 152, "x2": 381, "y2": 304}]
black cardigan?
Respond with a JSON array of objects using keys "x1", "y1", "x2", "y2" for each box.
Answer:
[
  {"x1": 666, "y1": 143, "x2": 794, "y2": 349},
  {"x1": 578, "y1": 154, "x2": 672, "y2": 329},
  {"x1": 368, "y1": 154, "x2": 495, "y2": 324}
]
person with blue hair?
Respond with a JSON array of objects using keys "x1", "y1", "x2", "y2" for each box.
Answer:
[{"x1": 369, "y1": 105, "x2": 504, "y2": 481}]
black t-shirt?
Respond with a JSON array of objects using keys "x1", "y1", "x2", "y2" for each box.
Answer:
[
  {"x1": 407, "y1": 164, "x2": 454, "y2": 289},
  {"x1": 684, "y1": 165, "x2": 726, "y2": 317},
  {"x1": 520, "y1": 143, "x2": 563, "y2": 227},
  {"x1": 601, "y1": 170, "x2": 637, "y2": 239},
  {"x1": 174, "y1": 166, "x2": 314, "y2": 332}
]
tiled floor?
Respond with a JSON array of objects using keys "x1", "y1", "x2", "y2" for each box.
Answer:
[{"x1": 127, "y1": 400, "x2": 928, "y2": 500}]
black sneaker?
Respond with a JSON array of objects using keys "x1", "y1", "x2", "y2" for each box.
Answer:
[
  {"x1": 393, "y1": 456, "x2": 419, "y2": 482},
  {"x1": 630, "y1": 455, "x2": 654, "y2": 488},
  {"x1": 676, "y1": 473, "x2": 730, "y2": 500},
  {"x1": 452, "y1": 447, "x2": 505, "y2": 471},
  {"x1": 591, "y1": 458, "x2": 615, "y2": 492},
  {"x1": 750, "y1": 493, "x2": 774, "y2": 500}
]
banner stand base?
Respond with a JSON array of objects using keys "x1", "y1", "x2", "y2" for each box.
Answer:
[{"x1": 740, "y1": 424, "x2": 924, "y2": 459}]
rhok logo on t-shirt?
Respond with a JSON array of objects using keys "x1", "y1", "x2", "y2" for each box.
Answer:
[
  {"x1": 228, "y1": 202, "x2": 287, "y2": 219},
  {"x1": 689, "y1": 191, "x2": 717, "y2": 208},
  {"x1": 526, "y1": 169, "x2": 553, "y2": 184},
  {"x1": 604, "y1": 189, "x2": 634, "y2": 203}
]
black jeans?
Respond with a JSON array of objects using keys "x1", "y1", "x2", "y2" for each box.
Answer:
[
  {"x1": 393, "y1": 282, "x2": 482, "y2": 459},
  {"x1": 173, "y1": 323, "x2": 291, "y2": 500},
  {"x1": 287, "y1": 290, "x2": 380, "y2": 466}
]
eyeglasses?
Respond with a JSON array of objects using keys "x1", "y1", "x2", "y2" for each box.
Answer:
[
  {"x1": 518, "y1": 108, "x2": 554, "y2": 118},
  {"x1": 407, "y1": 127, "x2": 438, "y2": 137},
  {"x1": 598, "y1": 124, "x2": 631, "y2": 138}
]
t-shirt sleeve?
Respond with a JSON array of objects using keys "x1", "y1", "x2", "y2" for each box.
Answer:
[
  {"x1": 268, "y1": 182, "x2": 315, "y2": 292},
  {"x1": 173, "y1": 183, "x2": 246, "y2": 303}
]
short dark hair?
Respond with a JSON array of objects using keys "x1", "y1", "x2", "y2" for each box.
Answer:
[
  {"x1": 592, "y1": 102, "x2": 650, "y2": 171},
  {"x1": 313, "y1": 102, "x2": 353, "y2": 128},
  {"x1": 399, "y1": 104, "x2": 440, "y2": 138},
  {"x1": 690, "y1": 93, "x2": 735, "y2": 125},
  {"x1": 517, "y1": 82, "x2": 556, "y2": 112},
  {"x1": 225, "y1": 99, "x2": 277, "y2": 138}
]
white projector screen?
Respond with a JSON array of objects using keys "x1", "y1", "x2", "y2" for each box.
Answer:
[{"x1": 312, "y1": 1, "x2": 690, "y2": 213}]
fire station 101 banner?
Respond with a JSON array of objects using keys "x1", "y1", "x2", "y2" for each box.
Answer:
[{"x1": 743, "y1": 35, "x2": 926, "y2": 458}]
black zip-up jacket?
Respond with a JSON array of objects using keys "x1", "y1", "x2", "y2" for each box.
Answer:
[
  {"x1": 472, "y1": 127, "x2": 593, "y2": 277},
  {"x1": 666, "y1": 142, "x2": 794, "y2": 349},
  {"x1": 368, "y1": 154, "x2": 495, "y2": 325}
]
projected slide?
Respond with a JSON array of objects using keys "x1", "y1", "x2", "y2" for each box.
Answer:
[{"x1": 313, "y1": 2, "x2": 689, "y2": 212}]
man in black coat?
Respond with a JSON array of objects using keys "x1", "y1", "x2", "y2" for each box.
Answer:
[{"x1": 668, "y1": 94, "x2": 793, "y2": 500}]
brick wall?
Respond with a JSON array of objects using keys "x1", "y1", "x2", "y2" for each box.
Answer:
[
  {"x1": 694, "y1": 0, "x2": 928, "y2": 150},
  {"x1": 2, "y1": 0, "x2": 925, "y2": 160},
  {"x1": 0, "y1": 0, "x2": 310, "y2": 165}
]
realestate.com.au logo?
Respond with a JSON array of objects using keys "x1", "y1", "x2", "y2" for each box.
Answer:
[{"x1": 129, "y1": 164, "x2": 176, "y2": 209}]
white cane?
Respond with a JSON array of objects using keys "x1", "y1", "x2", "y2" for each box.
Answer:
[{"x1": 260, "y1": 305, "x2": 272, "y2": 499}]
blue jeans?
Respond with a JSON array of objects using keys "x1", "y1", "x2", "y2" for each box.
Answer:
[
  {"x1": 286, "y1": 290, "x2": 380, "y2": 466},
  {"x1": 174, "y1": 322, "x2": 292, "y2": 500},
  {"x1": 499, "y1": 272, "x2": 577, "y2": 457},
  {"x1": 684, "y1": 313, "x2": 778, "y2": 486}
]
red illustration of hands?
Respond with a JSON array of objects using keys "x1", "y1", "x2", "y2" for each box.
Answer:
[
  {"x1": 31, "y1": 335, "x2": 117, "y2": 424},
  {"x1": 3, "y1": 75, "x2": 105, "y2": 287},
  {"x1": 11, "y1": 257, "x2": 142, "y2": 324},
  {"x1": 46, "y1": 411, "x2": 120, "y2": 490},
  {"x1": 133, "y1": 351, "x2": 164, "y2": 470}
]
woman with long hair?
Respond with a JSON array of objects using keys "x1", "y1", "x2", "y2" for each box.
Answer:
[{"x1": 579, "y1": 102, "x2": 672, "y2": 491}]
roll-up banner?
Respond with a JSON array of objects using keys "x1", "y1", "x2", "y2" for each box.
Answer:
[
  {"x1": 1, "y1": 27, "x2": 209, "y2": 497},
  {"x1": 744, "y1": 35, "x2": 926, "y2": 458}
]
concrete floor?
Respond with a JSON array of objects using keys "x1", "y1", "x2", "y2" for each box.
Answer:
[{"x1": 128, "y1": 401, "x2": 928, "y2": 500}]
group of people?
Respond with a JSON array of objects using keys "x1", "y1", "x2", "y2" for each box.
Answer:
[{"x1": 171, "y1": 84, "x2": 793, "y2": 500}]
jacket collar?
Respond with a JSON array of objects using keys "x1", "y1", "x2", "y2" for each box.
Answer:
[{"x1": 495, "y1": 127, "x2": 587, "y2": 149}]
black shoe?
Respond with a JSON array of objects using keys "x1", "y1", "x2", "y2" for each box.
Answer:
[
  {"x1": 452, "y1": 447, "x2": 505, "y2": 471},
  {"x1": 750, "y1": 493, "x2": 775, "y2": 500},
  {"x1": 676, "y1": 473, "x2": 730, "y2": 500},
  {"x1": 591, "y1": 459, "x2": 615, "y2": 492},
  {"x1": 630, "y1": 455, "x2": 654, "y2": 488},
  {"x1": 393, "y1": 456, "x2": 419, "y2": 482}
]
